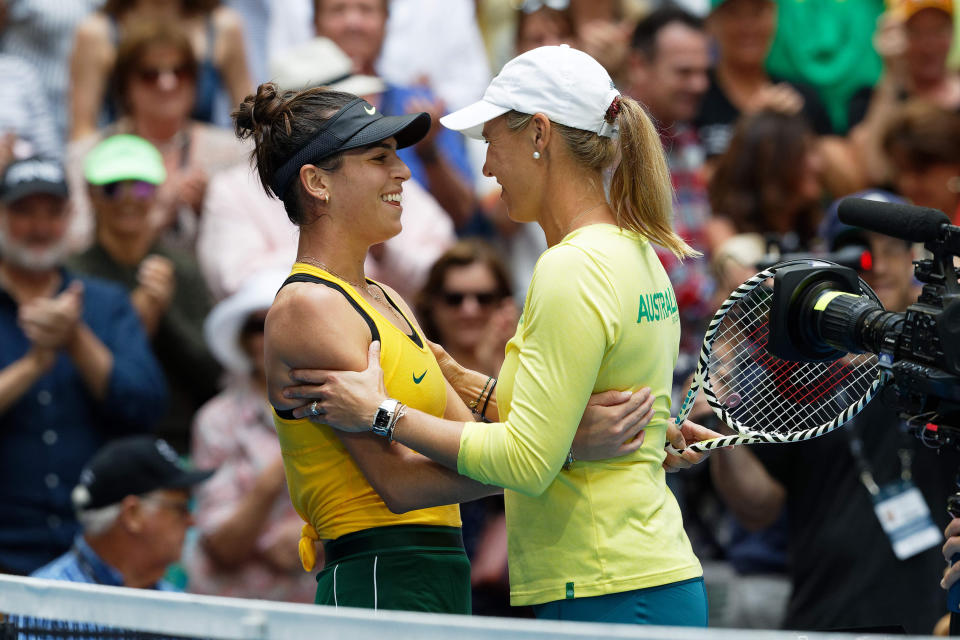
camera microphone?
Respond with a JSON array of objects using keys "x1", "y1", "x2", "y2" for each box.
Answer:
[{"x1": 838, "y1": 198, "x2": 950, "y2": 243}]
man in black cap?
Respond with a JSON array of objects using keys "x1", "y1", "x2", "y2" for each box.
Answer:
[
  {"x1": 30, "y1": 435, "x2": 213, "y2": 590},
  {"x1": 0, "y1": 157, "x2": 167, "y2": 575}
]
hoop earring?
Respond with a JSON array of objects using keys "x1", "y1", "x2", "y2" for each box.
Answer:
[
  {"x1": 321, "y1": 193, "x2": 330, "y2": 202},
  {"x1": 532, "y1": 151, "x2": 541, "y2": 160}
]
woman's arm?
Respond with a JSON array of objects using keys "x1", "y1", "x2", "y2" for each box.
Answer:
[
  {"x1": 212, "y1": 7, "x2": 253, "y2": 110},
  {"x1": 336, "y1": 379, "x2": 503, "y2": 513},
  {"x1": 427, "y1": 338, "x2": 655, "y2": 461},
  {"x1": 69, "y1": 15, "x2": 113, "y2": 141},
  {"x1": 267, "y1": 286, "x2": 499, "y2": 514}
]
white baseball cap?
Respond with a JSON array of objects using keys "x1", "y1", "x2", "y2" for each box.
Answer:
[
  {"x1": 270, "y1": 37, "x2": 386, "y2": 97},
  {"x1": 440, "y1": 45, "x2": 621, "y2": 140}
]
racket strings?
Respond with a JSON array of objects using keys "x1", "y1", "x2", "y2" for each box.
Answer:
[{"x1": 705, "y1": 283, "x2": 878, "y2": 436}]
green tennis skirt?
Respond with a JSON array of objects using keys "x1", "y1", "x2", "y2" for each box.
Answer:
[{"x1": 315, "y1": 524, "x2": 471, "y2": 614}]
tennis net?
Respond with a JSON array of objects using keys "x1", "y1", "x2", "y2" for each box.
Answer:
[{"x1": 0, "y1": 574, "x2": 883, "y2": 640}]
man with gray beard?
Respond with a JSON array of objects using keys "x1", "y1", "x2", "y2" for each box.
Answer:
[{"x1": 0, "y1": 158, "x2": 166, "y2": 575}]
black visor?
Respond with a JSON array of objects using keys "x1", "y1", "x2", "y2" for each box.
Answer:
[{"x1": 270, "y1": 98, "x2": 431, "y2": 200}]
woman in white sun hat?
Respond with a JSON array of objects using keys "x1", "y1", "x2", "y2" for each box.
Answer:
[{"x1": 282, "y1": 45, "x2": 713, "y2": 625}]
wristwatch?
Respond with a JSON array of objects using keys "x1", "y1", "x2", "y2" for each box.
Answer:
[{"x1": 371, "y1": 398, "x2": 400, "y2": 437}]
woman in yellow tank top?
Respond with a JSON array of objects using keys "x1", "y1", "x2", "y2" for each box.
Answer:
[{"x1": 232, "y1": 83, "x2": 662, "y2": 613}]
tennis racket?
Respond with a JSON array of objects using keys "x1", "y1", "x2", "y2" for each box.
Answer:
[{"x1": 668, "y1": 261, "x2": 888, "y2": 455}]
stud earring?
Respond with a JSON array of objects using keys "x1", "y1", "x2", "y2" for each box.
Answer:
[{"x1": 533, "y1": 151, "x2": 541, "y2": 160}]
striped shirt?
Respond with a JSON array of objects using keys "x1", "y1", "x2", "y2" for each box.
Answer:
[
  {"x1": 0, "y1": 0, "x2": 103, "y2": 146},
  {"x1": 0, "y1": 55, "x2": 61, "y2": 159}
]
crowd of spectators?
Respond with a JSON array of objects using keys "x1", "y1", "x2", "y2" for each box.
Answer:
[{"x1": 2, "y1": 0, "x2": 959, "y2": 633}]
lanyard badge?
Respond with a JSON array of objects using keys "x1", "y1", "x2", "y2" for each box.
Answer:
[{"x1": 850, "y1": 431, "x2": 940, "y2": 560}]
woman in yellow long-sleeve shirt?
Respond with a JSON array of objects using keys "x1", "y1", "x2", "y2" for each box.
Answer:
[
  {"x1": 237, "y1": 81, "x2": 662, "y2": 614},
  {"x1": 284, "y1": 46, "x2": 714, "y2": 626}
]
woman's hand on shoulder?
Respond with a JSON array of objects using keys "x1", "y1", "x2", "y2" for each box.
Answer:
[
  {"x1": 266, "y1": 282, "x2": 372, "y2": 412},
  {"x1": 284, "y1": 341, "x2": 387, "y2": 433},
  {"x1": 571, "y1": 389, "x2": 654, "y2": 461}
]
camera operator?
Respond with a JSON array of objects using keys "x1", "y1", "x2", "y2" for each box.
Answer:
[{"x1": 710, "y1": 191, "x2": 959, "y2": 634}]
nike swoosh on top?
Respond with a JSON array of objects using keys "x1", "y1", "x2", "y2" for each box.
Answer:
[{"x1": 413, "y1": 370, "x2": 427, "y2": 384}]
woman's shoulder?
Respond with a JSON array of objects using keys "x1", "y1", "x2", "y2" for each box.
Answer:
[
  {"x1": 268, "y1": 280, "x2": 372, "y2": 365},
  {"x1": 531, "y1": 226, "x2": 649, "y2": 298},
  {"x1": 530, "y1": 237, "x2": 610, "y2": 297},
  {"x1": 270, "y1": 279, "x2": 353, "y2": 323},
  {"x1": 539, "y1": 225, "x2": 641, "y2": 267}
]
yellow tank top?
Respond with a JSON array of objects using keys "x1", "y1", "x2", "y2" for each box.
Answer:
[{"x1": 273, "y1": 263, "x2": 461, "y2": 550}]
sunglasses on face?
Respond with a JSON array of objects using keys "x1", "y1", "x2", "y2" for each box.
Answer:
[
  {"x1": 100, "y1": 180, "x2": 158, "y2": 201},
  {"x1": 439, "y1": 290, "x2": 502, "y2": 307},
  {"x1": 135, "y1": 64, "x2": 194, "y2": 86}
]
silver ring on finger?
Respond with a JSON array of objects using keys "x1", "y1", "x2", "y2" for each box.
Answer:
[{"x1": 310, "y1": 400, "x2": 321, "y2": 417}]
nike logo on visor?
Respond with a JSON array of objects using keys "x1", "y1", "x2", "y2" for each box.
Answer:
[
  {"x1": 364, "y1": 105, "x2": 376, "y2": 115},
  {"x1": 413, "y1": 370, "x2": 427, "y2": 384}
]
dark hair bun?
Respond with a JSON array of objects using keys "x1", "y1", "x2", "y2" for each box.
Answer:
[{"x1": 233, "y1": 82, "x2": 294, "y2": 144}]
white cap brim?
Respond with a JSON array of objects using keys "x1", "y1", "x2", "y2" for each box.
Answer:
[
  {"x1": 329, "y1": 75, "x2": 386, "y2": 98},
  {"x1": 440, "y1": 100, "x2": 511, "y2": 140}
]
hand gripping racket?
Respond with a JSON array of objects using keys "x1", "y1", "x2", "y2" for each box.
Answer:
[{"x1": 668, "y1": 262, "x2": 887, "y2": 455}]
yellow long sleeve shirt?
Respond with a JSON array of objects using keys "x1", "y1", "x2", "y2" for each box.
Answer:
[{"x1": 457, "y1": 224, "x2": 701, "y2": 605}]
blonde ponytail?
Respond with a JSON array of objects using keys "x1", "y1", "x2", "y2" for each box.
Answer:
[
  {"x1": 505, "y1": 100, "x2": 701, "y2": 260},
  {"x1": 611, "y1": 97, "x2": 700, "y2": 259}
]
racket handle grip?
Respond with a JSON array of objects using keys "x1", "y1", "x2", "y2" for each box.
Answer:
[
  {"x1": 950, "y1": 554, "x2": 960, "y2": 612},
  {"x1": 665, "y1": 445, "x2": 682, "y2": 456}
]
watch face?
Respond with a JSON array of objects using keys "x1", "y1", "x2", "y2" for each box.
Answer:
[
  {"x1": 372, "y1": 407, "x2": 392, "y2": 436},
  {"x1": 372, "y1": 399, "x2": 398, "y2": 436}
]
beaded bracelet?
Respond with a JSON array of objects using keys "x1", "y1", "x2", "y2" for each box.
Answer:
[
  {"x1": 387, "y1": 402, "x2": 407, "y2": 442},
  {"x1": 479, "y1": 378, "x2": 497, "y2": 420},
  {"x1": 469, "y1": 376, "x2": 494, "y2": 414}
]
